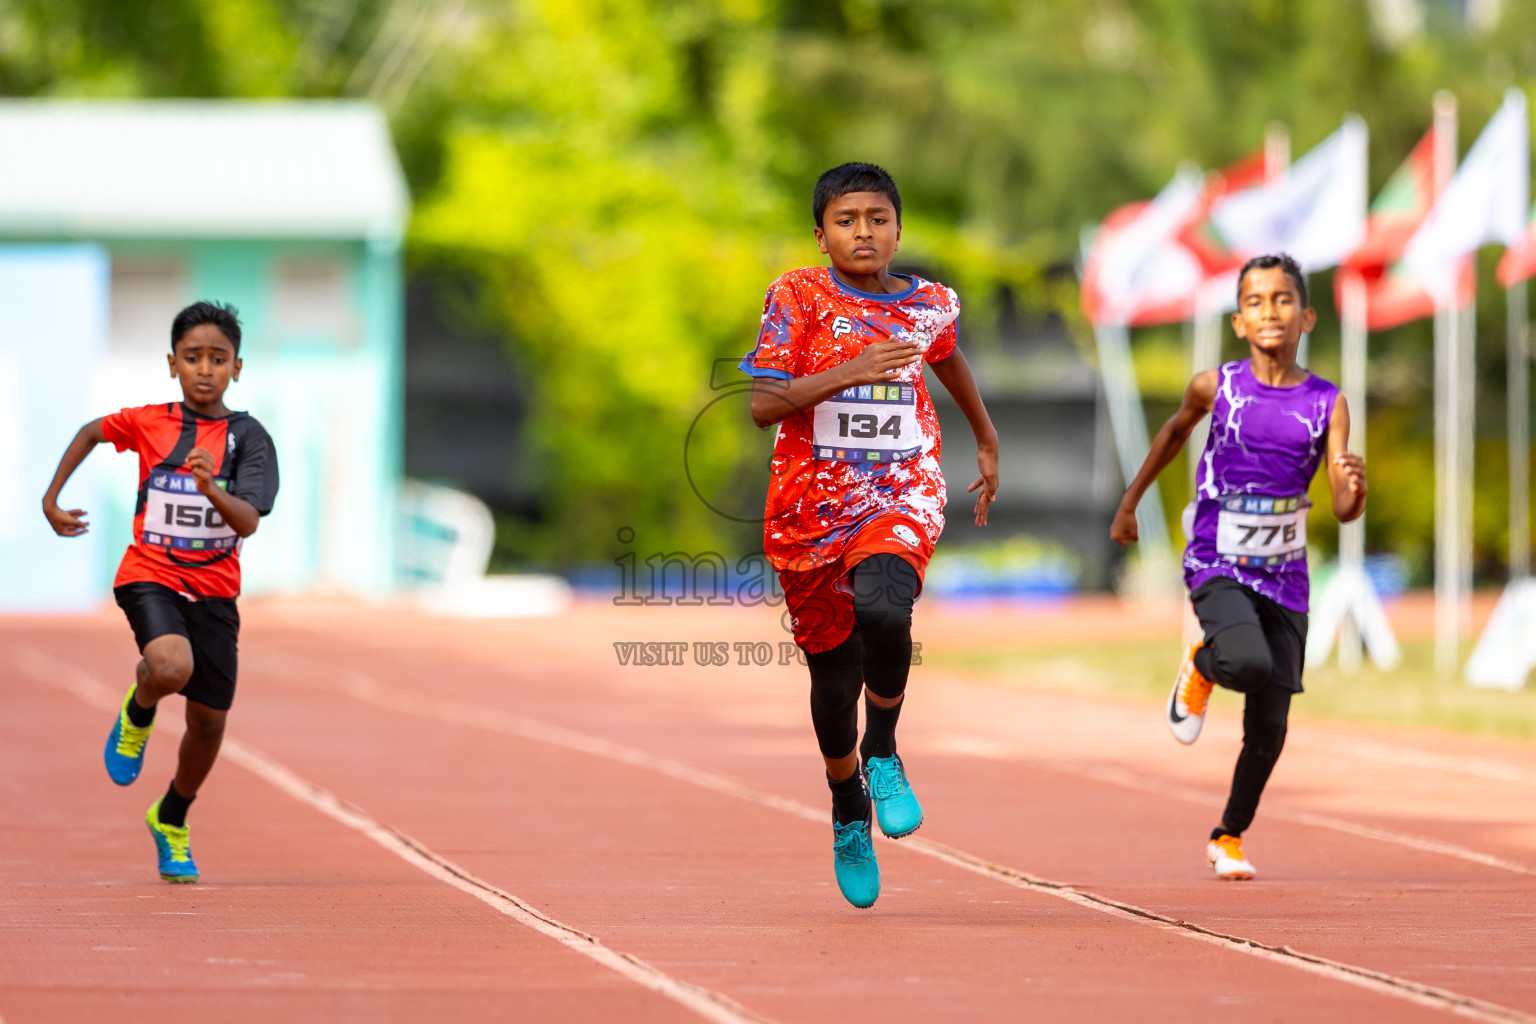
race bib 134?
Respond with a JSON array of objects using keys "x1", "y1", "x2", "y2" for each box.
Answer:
[{"x1": 812, "y1": 383, "x2": 924, "y2": 463}]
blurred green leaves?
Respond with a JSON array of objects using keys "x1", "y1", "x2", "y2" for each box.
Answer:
[{"x1": 3, "y1": 0, "x2": 1534, "y2": 573}]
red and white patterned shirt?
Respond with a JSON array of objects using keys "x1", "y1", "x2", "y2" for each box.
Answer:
[{"x1": 739, "y1": 267, "x2": 959, "y2": 571}]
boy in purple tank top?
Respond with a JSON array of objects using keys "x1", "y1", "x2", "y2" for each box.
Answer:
[{"x1": 1110, "y1": 254, "x2": 1366, "y2": 880}]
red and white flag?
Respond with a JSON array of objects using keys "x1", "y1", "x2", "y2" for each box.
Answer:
[
  {"x1": 1496, "y1": 204, "x2": 1536, "y2": 288},
  {"x1": 1080, "y1": 167, "x2": 1204, "y2": 327}
]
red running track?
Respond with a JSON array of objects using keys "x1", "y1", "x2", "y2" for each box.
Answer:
[{"x1": 2, "y1": 600, "x2": 1534, "y2": 1023}]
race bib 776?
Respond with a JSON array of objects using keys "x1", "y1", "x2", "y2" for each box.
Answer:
[{"x1": 1215, "y1": 493, "x2": 1308, "y2": 567}]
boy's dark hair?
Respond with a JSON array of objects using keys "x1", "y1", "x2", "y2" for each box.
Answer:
[
  {"x1": 171, "y1": 301, "x2": 242, "y2": 354},
  {"x1": 813, "y1": 162, "x2": 902, "y2": 228},
  {"x1": 1236, "y1": 253, "x2": 1309, "y2": 308}
]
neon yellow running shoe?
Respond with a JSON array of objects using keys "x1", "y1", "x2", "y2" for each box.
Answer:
[
  {"x1": 146, "y1": 798, "x2": 198, "y2": 883},
  {"x1": 104, "y1": 689, "x2": 154, "y2": 785}
]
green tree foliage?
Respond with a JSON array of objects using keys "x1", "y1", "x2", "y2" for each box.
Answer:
[{"x1": 2, "y1": 0, "x2": 1533, "y2": 575}]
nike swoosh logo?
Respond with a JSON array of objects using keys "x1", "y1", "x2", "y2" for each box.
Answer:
[{"x1": 1169, "y1": 693, "x2": 1188, "y2": 723}]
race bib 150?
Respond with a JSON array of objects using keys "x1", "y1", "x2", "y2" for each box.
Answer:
[
  {"x1": 142, "y1": 471, "x2": 239, "y2": 552},
  {"x1": 1215, "y1": 493, "x2": 1307, "y2": 567},
  {"x1": 813, "y1": 384, "x2": 924, "y2": 463}
]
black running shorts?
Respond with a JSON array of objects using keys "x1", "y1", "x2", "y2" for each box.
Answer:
[
  {"x1": 1189, "y1": 575, "x2": 1308, "y2": 694},
  {"x1": 114, "y1": 581, "x2": 240, "y2": 711}
]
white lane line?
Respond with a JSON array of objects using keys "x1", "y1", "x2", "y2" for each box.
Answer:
[
  {"x1": 916, "y1": 733, "x2": 1536, "y2": 876},
  {"x1": 13, "y1": 647, "x2": 778, "y2": 1024},
  {"x1": 1312, "y1": 735, "x2": 1536, "y2": 789},
  {"x1": 268, "y1": 660, "x2": 1533, "y2": 1024},
  {"x1": 1075, "y1": 762, "x2": 1536, "y2": 877}
]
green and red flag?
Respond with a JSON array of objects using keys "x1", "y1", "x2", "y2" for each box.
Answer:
[{"x1": 1336, "y1": 127, "x2": 1470, "y2": 330}]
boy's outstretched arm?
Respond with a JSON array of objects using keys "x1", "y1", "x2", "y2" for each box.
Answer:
[
  {"x1": 1324, "y1": 393, "x2": 1366, "y2": 523},
  {"x1": 750, "y1": 339, "x2": 923, "y2": 429},
  {"x1": 1110, "y1": 369, "x2": 1218, "y2": 544},
  {"x1": 929, "y1": 350, "x2": 999, "y2": 526},
  {"x1": 41, "y1": 418, "x2": 108, "y2": 537}
]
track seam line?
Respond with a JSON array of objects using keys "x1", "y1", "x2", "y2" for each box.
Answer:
[
  {"x1": 285, "y1": 664, "x2": 1535, "y2": 1024},
  {"x1": 917, "y1": 741, "x2": 1536, "y2": 876},
  {"x1": 1312, "y1": 736, "x2": 1536, "y2": 789},
  {"x1": 12, "y1": 647, "x2": 778, "y2": 1024}
]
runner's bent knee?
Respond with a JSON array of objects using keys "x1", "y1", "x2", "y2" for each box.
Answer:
[
  {"x1": 142, "y1": 635, "x2": 194, "y2": 693},
  {"x1": 1207, "y1": 624, "x2": 1271, "y2": 693}
]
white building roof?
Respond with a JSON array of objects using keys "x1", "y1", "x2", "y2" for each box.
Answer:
[{"x1": 0, "y1": 101, "x2": 409, "y2": 241}]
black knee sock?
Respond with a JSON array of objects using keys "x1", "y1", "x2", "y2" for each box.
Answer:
[
  {"x1": 158, "y1": 780, "x2": 194, "y2": 827},
  {"x1": 125, "y1": 687, "x2": 156, "y2": 728},
  {"x1": 859, "y1": 694, "x2": 904, "y2": 761},
  {"x1": 828, "y1": 771, "x2": 870, "y2": 826}
]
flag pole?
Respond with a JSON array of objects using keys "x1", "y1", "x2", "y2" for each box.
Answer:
[
  {"x1": 1304, "y1": 114, "x2": 1400, "y2": 674},
  {"x1": 1094, "y1": 320, "x2": 1173, "y2": 570},
  {"x1": 1338, "y1": 273, "x2": 1369, "y2": 672},
  {"x1": 1337, "y1": 112, "x2": 1369, "y2": 672},
  {"x1": 1432, "y1": 90, "x2": 1463, "y2": 676},
  {"x1": 1466, "y1": 278, "x2": 1533, "y2": 689},
  {"x1": 1511, "y1": 280, "x2": 1530, "y2": 582}
]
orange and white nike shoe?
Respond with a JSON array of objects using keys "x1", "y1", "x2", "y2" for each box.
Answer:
[
  {"x1": 1167, "y1": 642, "x2": 1214, "y2": 745},
  {"x1": 1207, "y1": 834, "x2": 1256, "y2": 880}
]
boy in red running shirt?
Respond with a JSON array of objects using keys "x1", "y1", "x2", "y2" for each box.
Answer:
[
  {"x1": 742, "y1": 163, "x2": 999, "y2": 907},
  {"x1": 42, "y1": 301, "x2": 279, "y2": 883}
]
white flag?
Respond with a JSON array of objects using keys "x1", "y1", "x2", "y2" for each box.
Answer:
[
  {"x1": 1208, "y1": 116, "x2": 1369, "y2": 288},
  {"x1": 1082, "y1": 166, "x2": 1204, "y2": 326},
  {"x1": 1405, "y1": 89, "x2": 1530, "y2": 308}
]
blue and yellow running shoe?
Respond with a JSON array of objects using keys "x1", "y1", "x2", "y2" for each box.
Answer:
[
  {"x1": 864, "y1": 754, "x2": 923, "y2": 838},
  {"x1": 146, "y1": 798, "x2": 198, "y2": 883},
  {"x1": 832, "y1": 813, "x2": 880, "y2": 908},
  {"x1": 104, "y1": 689, "x2": 154, "y2": 786}
]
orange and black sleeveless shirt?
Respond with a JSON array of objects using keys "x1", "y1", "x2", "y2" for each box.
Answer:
[{"x1": 101, "y1": 402, "x2": 280, "y2": 600}]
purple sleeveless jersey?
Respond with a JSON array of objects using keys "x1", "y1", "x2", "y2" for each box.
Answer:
[{"x1": 1183, "y1": 360, "x2": 1339, "y2": 613}]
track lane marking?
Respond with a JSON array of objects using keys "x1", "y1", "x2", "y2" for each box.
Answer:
[
  {"x1": 916, "y1": 732, "x2": 1536, "y2": 876},
  {"x1": 13, "y1": 647, "x2": 778, "y2": 1024},
  {"x1": 1313, "y1": 736, "x2": 1536, "y2": 789},
  {"x1": 262, "y1": 658, "x2": 1534, "y2": 1024}
]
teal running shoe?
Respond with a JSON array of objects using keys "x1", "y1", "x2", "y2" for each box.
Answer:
[
  {"x1": 146, "y1": 798, "x2": 198, "y2": 884},
  {"x1": 865, "y1": 754, "x2": 923, "y2": 838},
  {"x1": 104, "y1": 689, "x2": 154, "y2": 786},
  {"x1": 832, "y1": 814, "x2": 880, "y2": 908}
]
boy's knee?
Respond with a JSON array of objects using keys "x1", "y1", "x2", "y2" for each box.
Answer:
[
  {"x1": 807, "y1": 639, "x2": 864, "y2": 712},
  {"x1": 1209, "y1": 625, "x2": 1271, "y2": 693},
  {"x1": 808, "y1": 670, "x2": 862, "y2": 714},
  {"x1": 852, "y1": 599, "x2": 911, "y2": 637},
  {"x1": 144, "y1": 649, "x2": 193, "y2": 693}
]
